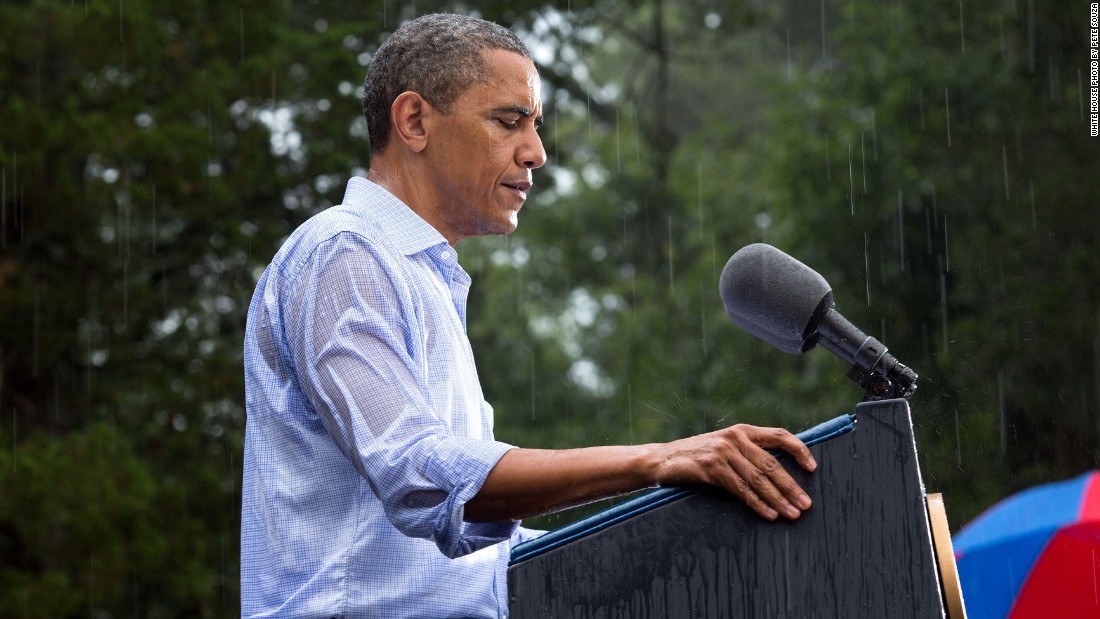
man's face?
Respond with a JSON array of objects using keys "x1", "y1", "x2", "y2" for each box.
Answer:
[{"x1": 425, "y1": 49, "x2": 546, "y2": 243}]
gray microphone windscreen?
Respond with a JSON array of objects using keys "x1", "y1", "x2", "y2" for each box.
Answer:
[{"x1": 719, "y1": 243, "x2": 832, "y2": 354}]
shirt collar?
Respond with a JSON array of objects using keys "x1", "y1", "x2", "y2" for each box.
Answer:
[{"x1": 341, "y1": 176, "x2": 449, "y2": 257}]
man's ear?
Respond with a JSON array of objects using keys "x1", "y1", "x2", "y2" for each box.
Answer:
[{"x1": 389, "y1": 91, "x2": 430, "y2": 154}]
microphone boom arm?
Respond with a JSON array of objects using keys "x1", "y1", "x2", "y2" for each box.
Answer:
[{"x1": 815, "y1": 309, "x2": 918, "y2": 401}]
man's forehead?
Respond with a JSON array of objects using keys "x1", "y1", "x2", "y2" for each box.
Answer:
[{"x1": 470, "y1": 49, "x2": 542, "y2": 109}]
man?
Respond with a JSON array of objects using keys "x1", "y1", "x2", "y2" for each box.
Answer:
[{"x1": 241, "y1": 13, "x2": 817, "y2": 618}]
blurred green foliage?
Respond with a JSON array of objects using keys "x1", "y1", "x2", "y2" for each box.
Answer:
[{"x1": 0, "y1": 0, "x2": 1096, "y2": 614}]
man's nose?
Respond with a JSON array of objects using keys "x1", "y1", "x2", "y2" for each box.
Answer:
[{"x1": 520, "y1": 130, "x2": 547, "y2": 169}]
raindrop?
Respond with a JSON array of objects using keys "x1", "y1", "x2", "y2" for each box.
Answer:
[
  {"x1": 11, "y1": 152, "x2": 16, "y2": 230},
  {"x1": 897, "y1": 190, "x2": 905, "y2": 272},
  {"x1": 864, "y1": 232, "x2": 871, "y2": 306},
  {"x1": 940, "y1": 269, "x2": 949, "y2": 353},
  {"x1": 870, "y1": 110, "x2": 878, "y2": 161},
  {"x1": 11, "y1": 408, "x2": 16, "y2": 473},
  {"x1": 943, "y1": 214, "x2": 950, "y2": 272},
  {"x1": 957, "y1": 0, "x2": 966, "y2": 54},
  {"x1": 1001, "y1": 144, "x2": 1010, "y2": 199},
  {"x1": 847, "y1": 143, "x2": 855, "y2": 215},
  {"x1": 786, "y1": 30, "x2": 792, "y2": 81},
  {"x1": 944, "y1": 88, "x2": 952, "y2": 148},
  {"x1": 240, "y1": 9, "x2": 245, "y2": 62},
  {"x1": 860, "y1": 134, "x2": 867, "y2": 194}
]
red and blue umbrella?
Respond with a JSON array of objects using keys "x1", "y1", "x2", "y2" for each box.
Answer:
[{"x1": 953, "y1": 470, "x2": 1100, "y2": 618}]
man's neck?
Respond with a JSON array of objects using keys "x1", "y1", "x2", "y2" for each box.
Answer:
[{"x1": 366, "y1": 160, "x2": 457, "y2": 246}]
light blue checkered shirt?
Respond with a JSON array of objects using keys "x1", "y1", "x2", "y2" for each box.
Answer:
[{"x1": 242, "y1": 177, "x2": 530, "y2": 618}]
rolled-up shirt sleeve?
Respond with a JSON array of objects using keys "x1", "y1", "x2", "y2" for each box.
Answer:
[{"x1": 282, "y1": 230, "x2": 516, "y2": 558}]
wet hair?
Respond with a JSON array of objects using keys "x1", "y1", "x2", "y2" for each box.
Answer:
[{"x1": 362, "y1": 13, "x2": 532, "y2": 154}]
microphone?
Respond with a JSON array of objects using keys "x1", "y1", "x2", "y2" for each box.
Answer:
[{"x1": 719, "y1": 243, "x2": 918, "y2": 399}]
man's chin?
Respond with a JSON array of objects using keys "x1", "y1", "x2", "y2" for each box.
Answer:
[
  {"x1": 480, "y1": 213, "x2": 519, "y2": 237},
  {"x1": 491, "y1": 222, "x2": 519, "y2": 237}
]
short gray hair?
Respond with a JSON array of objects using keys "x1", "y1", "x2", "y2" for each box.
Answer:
[{"x1": 362, "y1": 13, "x2": 532, "y2": 154}]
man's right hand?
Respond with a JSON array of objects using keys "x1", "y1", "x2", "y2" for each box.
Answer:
[{"x1": 648, "y1": 424, "x2": 816, "y2": 521}]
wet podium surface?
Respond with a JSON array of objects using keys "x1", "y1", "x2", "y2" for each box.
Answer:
[{"x1": 508, "y1": 399, "x2": 945, "y2": 618}]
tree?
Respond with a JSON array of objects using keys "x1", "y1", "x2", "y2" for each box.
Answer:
[{"x1": 1, "y1": 0, "x2": 1095, "y2": 614}]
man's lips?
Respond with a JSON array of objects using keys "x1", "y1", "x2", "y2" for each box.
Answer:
[{"x1": 502, "y1": 180, "x2": 532, "y2": 199}]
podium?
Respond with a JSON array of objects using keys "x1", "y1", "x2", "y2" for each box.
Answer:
[{"x1": 508, "y1": 399, "x2": 957, "y2": 618}]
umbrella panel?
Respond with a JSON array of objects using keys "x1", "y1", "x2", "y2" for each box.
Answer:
[
  {"x1": 1008, "y1": 522, "x2": 1100, "y2": 619},
  {"x1": 956, "y1": 529, "x2": 1055, "y2": 619}
]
